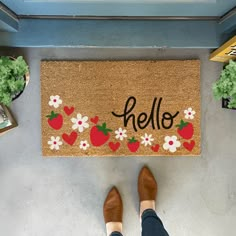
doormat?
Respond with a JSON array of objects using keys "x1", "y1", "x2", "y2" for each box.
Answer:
[{"x1": 41, "y1": 60, "x2": 201, "y2": 157}]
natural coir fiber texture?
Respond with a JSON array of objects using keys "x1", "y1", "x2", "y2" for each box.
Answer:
[{"x1": 41, "y1": 60, "x2": 200, "y2": 157}]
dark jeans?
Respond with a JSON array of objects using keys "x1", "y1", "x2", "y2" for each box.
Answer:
[{"x1": 110, "y1": 209, "x2": 169, "y2": 236}]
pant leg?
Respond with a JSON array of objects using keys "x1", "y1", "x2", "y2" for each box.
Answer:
[
  {"x1": 141, "y1": 209, "x2": 169, "y2": 236},
  {"x1": 110, "y1": 232, "x2": 123, "y2": 236}
]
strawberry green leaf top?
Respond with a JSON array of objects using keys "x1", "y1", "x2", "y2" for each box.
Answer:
[
  {"x1": 128, "y1": 137, "x2": 138, "y2": 143},
  {"x1": 46, "y1": 111, "x2": 60, "y2": 120},
  {"x1": 176, "y1": 119, "x2": 189, "y2": 130},
  {"x1": 46, "y1": 111, "x2": 63, "y2": 130},
  {"x1": 96, "y1": 122, "x2": 112, "y2": 136},
  {"x1": 176, "y1": 119, "x2": 194, "y2": 140}
]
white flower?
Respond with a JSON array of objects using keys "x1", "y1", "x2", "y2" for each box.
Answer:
[
  {"x1": 48, "y1": 136, "x2": 63, "y2": 150},
  {"x1": 71, "y1": 113, "x2": 89, "y2": 132},
  {"x1": 48, "y1": 95, "x2": 62, "y2": 108},
  {"x1": 163, "y1": 136, "x2": 181, "y2": 153},
  {"x1": 141, "y1": 133, "x2": 154, "y2": 146},
  {"x1": 184, "y1": 107, "x2": 196, "y2": 119},
  {"x1": 115, "y1": 127, "x2": 127, "y2": 141},
  {"x1": 79, "y1": 140, "x2": 90, "y2": 150}
]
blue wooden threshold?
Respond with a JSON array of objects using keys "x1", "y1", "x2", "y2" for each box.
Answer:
[
  {"x1": 0, "y1": 5, "x2": 18, "y2": 32},
  {"x1": 219, "y1": 14, "x2": 236, "y2": 35},
  {"x1": 0, "y1": 19, "x2": 220, "y2": 48}
]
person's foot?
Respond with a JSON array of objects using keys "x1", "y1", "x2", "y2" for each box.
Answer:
[
  {"x1": 103, "y1": 187, "x2": 123, "y2": 236},
  {"x1": 138, "y1": 166, "x2": 158, "y2": 217}
]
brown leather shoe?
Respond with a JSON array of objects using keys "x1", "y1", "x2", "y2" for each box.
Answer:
[
  {"x1": 138, "y1": 166, "x2": 158, "y2": 201},
  {"x1": 103, "y1": 187, "x2": 123, "y2": 223}
]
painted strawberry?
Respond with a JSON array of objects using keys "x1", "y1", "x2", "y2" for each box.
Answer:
[
  {"x1": 127, "y1": 137, "x2": 140, "y2": 153},
  {"x1": 46, "y1": 111, "x2": 63, "y2": 130},
  {"x1": 90, "y1": 122, "x2": 112, "y2": 146},
  {"x1": 176, "y1": 119, "x2": 194, "y2": 140}
]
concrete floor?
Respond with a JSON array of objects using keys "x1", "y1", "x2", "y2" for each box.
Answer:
[{"x1": 0, "y1": 48, "x2": 236, "y2": 236}]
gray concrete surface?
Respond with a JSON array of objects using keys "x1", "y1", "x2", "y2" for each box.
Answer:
[{"x1": 0, "y1": 48, "x2": 235, "y2": 236}]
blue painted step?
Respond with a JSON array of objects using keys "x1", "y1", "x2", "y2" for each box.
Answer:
[{"x1": 0, "y1": 19, "x2": 219, "y2": 48}]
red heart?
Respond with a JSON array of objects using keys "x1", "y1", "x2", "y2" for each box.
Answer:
[
  {"x1": 90, "y1": 116, "x2": 99, "y2": 124},
  {"x1": 62, "y1": 131, "x2": 78, "y2": 146},
  {"x1": 183, "y1": 140, "x2": 195, "y2": 151},
  {"x1": 109, "y1": 142, "x2": 120, "y2": 152},
  {"x1": 151, "y1": 144, "x2": 160, "y2": 152},
  {"x1": 64, "y1": 106, "x2": 74, "y2": 116}
]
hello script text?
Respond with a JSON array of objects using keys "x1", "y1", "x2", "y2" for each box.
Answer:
[{"x1": 112, "y1": 96, "x2": 179, "y2": 132}]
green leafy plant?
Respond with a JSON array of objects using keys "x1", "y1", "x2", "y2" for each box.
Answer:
[
  {"x1": 212, "y1": 60, "x2": 236, "y2": 108},
  {"x1": 0, "y1": 56, "x2": 29, "y2": 106}
]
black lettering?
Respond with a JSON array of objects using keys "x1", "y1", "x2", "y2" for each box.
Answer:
[
  {"x1": 137, "y1": 112, "x2": 148, "y2": 129},
  {"x1": 161, "y1": 111, "x2": 179, "y2": 129},
  {"x1": 112, "y1": 96, "x2": 137, "y2": 132},
  {"x1": 156, "y1": 97, "x2": 162, "y2": 130}
]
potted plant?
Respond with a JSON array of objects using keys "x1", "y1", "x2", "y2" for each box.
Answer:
[
  {"x1": 0, "y1": 56, "x2": 29, "y2": 106},
  {"x1": 212, "y1": 59, "x2": 236, "y2": 109}
]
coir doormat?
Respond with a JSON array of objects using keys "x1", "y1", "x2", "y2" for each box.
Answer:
[{"x1": 41, "y1": 60, "x2": 201, "y2": 157}]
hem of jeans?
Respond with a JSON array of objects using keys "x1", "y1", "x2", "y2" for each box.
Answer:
[
  {"x1": 110, "y1": 231, "x2": 123, "y2": 236},
  {"x1": 141, "y1": 208, "x2": 156, "y2": 218}
]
